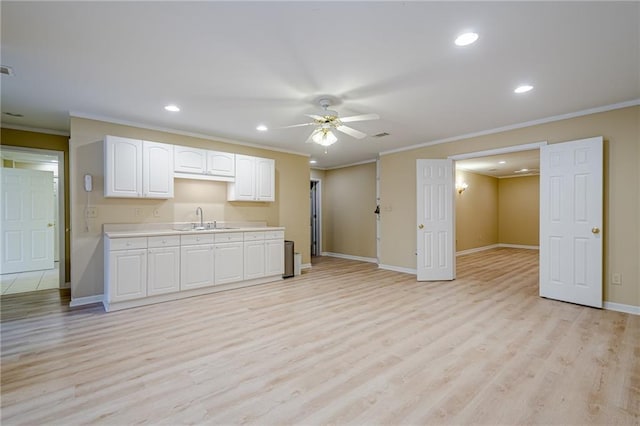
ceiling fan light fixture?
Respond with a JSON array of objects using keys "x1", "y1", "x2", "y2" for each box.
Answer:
[{"x1": 312, "y1": 129, "x2": 338, "y2": 147}]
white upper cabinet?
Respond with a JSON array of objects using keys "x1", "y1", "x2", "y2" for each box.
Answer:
[
  {"x1": 104, "y1": 136, "x2": 173, "y2": 199},
  {"x1": 174, "y1": 145, "x2": 235, "y2": 181},
  {"x1": 227, "y1": 154, "x2": 275, "y2": 202},
  {"x1": 207, "y1": 151, "x2": 235, "y2": 177},
  {"x1": 104, "y1": 135, "x2": 143, "y2": 198},
  {"x1": 143, "y1": 141, "x2": 174, "y2": 198},
  {"x1": 174, "y1": 146, "x2": 206, "y2": 174}
]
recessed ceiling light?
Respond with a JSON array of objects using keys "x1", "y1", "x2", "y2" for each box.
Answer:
[
  {"x1": 455, "y1": 32, "x2": 479, "y2": 46},
  {"x1": 514, "y1": 85, "x2": 534, "y2": 94},
  {"x1": 256, "y1": 124, "x2": 268, "y2": 131},
  {"x1": 309, "y1": 160, "x2": 317, "y2": 164},
  {"x1": 164, "y1": 104, "x2": 180, "y2": 112},
  {"x1": 499, "y1": 161, "x2": 506, "y2": 164}
]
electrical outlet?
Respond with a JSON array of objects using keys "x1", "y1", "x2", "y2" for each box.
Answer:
[
  {"x1": 85, "y1": 207, "x2": 97, "y2": 218},
  {"x1": 134, "y1": 208, "x2": 142, "y2": 217},
  {"x1": 612, "y1": 273, "x2": 622, "y2": 285},
  {"x1": 153, "y1": 208, "x2": 160, "y2": 217}
]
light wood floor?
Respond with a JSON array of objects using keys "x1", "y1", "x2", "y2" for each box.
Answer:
[{"x1": 1, "y1": 248, "x2": 638, "y2": 425}]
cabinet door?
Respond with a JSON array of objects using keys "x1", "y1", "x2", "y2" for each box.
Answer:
[
  {"x1": 143, "y1": 141, "x2": 174, "y2": 199},
  {"x1": 148, "y1": 246, "x2": 180, "y2": 295},
  {"x1": 180, "y1": 244, "x2": 214, "y2": 290},
  {"x1": 109, "y1": 249, "x2": 147, "y2": 302},
  {"x1": 174, "y1": 146, "x2": 206, "y2": 174},
  {"x1": 214, "y1": 242, "x2": 244, "y2": 284},
  {"x1": 104, "y1": 136, "x2": 142, "y2": 198},
  {"x1": 228, "y1": 155, "x2": 256, "y2": 201},
  {"x1": 243, "y1": 240, "x2": 265, "y2": 280},
  {"x1": 265, "y1": 239, "x2": 284, "y2": 276},
  {"x1": 207, "y1": 151, "x2": 235, "y2": 177},
  {"x1": 255, "y1": 158, "x2": 275, "y2": 201}
]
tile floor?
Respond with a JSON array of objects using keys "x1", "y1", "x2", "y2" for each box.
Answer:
[{"x1": 1, "y1": 263, "x2": 60, "y2": 295}]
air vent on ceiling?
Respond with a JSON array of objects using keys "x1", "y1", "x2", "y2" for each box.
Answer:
[
  {"x1": 0, "y1": 65, "x2": 14, "y2": 76},
  {"x1": 373, "y1": 132, "x2": 390, "y2": 138}
]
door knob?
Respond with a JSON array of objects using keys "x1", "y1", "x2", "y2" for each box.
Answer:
[
  {"x1": 592, "y1": 227, "x2": 600, "y2": 234},
  {"x1": 418, "y1": 224, "x2": 424, "y2": 229}
]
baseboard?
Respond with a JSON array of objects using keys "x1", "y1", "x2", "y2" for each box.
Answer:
[
  {"x1": 378, "y1": 264, "x2": 417, "y2": 275},
  {"x1": 301, "y1": 263, "x2": 312, "y2": 270},
  {"x1": 498, "y1": 244, "x2": 539, "y2": 250},
  {"x1": 456, "y1": 244, "x2": 499, "y2": 256},
  {"x1": 321, "y1": 252, "x2": 378, "y2": 264},
  {"x1": 69, "y1": 294, "x2": 104, "y2": 307},
  {"x1": 604, "y1": 302, "x2": 640, "y2": 315}
]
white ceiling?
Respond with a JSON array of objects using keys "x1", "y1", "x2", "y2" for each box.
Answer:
[
  {"x1": 455, "y1": 150, "x2": 540, "y2": 178},
  {"x1": 1, "y1": 2, "x2": 638, "y2": 169}
]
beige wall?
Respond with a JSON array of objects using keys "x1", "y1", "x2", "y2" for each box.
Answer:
[
  {"x1": 1, "y1": 128, "x2": 71, "y2": 282},
  {"x1": 322, "y1": 162, "x2": 377, "y2": 259},
  {"x1": 498, "y1": 176, "x2": 540, "y2": 246},
  {"x1": 380, "y1": 105, "x2": 639, "y2": 307},
  {"x1": 69, "y1": 117, "x2": 309, "y2": 299},
  {"x1": 455, "y1": 170, "x2": 498, "y2": 251}
]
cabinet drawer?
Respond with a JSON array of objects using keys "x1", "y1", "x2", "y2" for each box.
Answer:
[
  {"x1": 214, "y1": 232, "x2": 244, "y2": 243},
  {"x1": 264, "y1": 230, "x2": 284, "y2": 240},
  {"x1": 181, "y1": 233, "x2": 215, "y2": 245},
  {"x1": 108, "y1": 237, "x2": 147, "y2": 251},
  {"x1": 243, "y1": 231, "x2": 265, "y2": 241},
  {"x1": 148, "y1": 235, "x2": 181, "y2": 248}
]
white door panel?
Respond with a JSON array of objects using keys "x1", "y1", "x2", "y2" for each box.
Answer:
[
  {"x1": 1, "y1": 168, "x2": 54, "y2": 274},
  {"x1": 540, "y1": 137, "x2": 603, "y2": 308},
  {"x1": 416, "y1": 159, "x2": 455, "y2": 281}
]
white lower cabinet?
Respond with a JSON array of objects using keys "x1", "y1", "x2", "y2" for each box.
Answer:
[
  {"x1": 104, "y1": 228, "x2": 284, "y2": 311},
  {"x1": 147, "y1": 241, "x2": 180, "y2": 296},
  {"x1": 243, "y1": 230, "x2": 285, "y2": 279},
  {"x1": 105, "y1": 236, "x2": 148, "y2": 304},
  {"x1": 266, "y1": 238, "x2": 285, "y2": 276},
  {"x1": 180, "y1": 239, "x2": 215, "y2": 290},
  {"x1": 244, "y1": 239, "x2": 266, "y2": 280},
  {"x1": 214, "y1": 232, "x2": 244, "y2": 284}
]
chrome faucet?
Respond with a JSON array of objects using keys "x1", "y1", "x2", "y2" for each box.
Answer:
[{"x1": 195, "y1": 207, "x2": 204, "y2": 229}]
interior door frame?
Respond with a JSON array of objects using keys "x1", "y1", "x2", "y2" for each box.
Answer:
[
  {"x1": 0, "y1": 145, "x2": 66, "y2": 287},
  {"x1": 310, "y1": 178, "x2": 322, "y2": 256}
]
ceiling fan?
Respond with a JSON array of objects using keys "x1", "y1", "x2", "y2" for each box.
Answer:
[{"x1": 283, "y1": 98, "x2": 379, "y2": 148}]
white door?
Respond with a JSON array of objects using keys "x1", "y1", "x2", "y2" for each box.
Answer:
[
  {"x1": 174, "y1": 146, "x2": 206, "y2": 174},
  {"x1": 540, "y1": 137, "x2": 603, "y2": 308},
  {"x1": 207, "y1": 151, "x2": 235, "y2": 176},
  {"x1": 416, "y1": 159, "x2": 455, "y2": 281},
  {"x1": 0, "y1": 168, "x2": 55, "y2": 274}
]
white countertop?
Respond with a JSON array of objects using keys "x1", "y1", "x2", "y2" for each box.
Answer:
[{"x1": 104, "y1": 223, "x2": 285, "y2": 238}]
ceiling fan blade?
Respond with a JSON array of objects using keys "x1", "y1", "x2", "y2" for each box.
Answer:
[
  {"x1": 277, "y1": 122, "x2": 315, "y2": 129},
  {"x1": 305, "y1": 114, "x2": 325, "y2": 121},
  {"x1": 336, "y1": 125, "x2": 367, "y2": 139},
  {"x1": 339, "y1": 113, "x2": 380, "y2": 123}
]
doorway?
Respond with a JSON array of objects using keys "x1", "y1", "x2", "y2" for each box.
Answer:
[
  {"x1": 0, "y1": 146, "x2": 65, "y2": 295},
  {"x1": 310, "y1": 179, "x2": 322, "y2": 257}
]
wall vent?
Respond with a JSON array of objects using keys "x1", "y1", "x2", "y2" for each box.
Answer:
[{"x1": 0, "y1": 65, "x2": 14, "y2": 76}]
